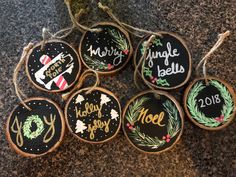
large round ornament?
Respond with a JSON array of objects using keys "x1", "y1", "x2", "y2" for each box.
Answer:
[
  {"x1": 65, "y1": 87, "x2": 121, "y2": 143},
  {"x1": 184, "y1": 77, "x2": 236, "y2": 130},
  {"x1": 6, "y1": 97, "x2": 65, "y2": 157},
  {"x1": 123, "y1": 90, "x2": 184, "y2": 154},
  {"x1": 134, "y1": 32, "x2": 192, "y2": 90},
  {"x1": 79, "y1": 22, "x2": 133, "y2": 74},
  {"x1": 26, "y1": 40, "x2": 81, "y2": 92}
]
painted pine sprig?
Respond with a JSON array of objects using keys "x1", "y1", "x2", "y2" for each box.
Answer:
[
  {"x1": 130, "y1": 126, "x2": 165, "y2": 149},
  {"x1": 84, "y1": 54, "x2": 114, "y2": 70},
  {"x1": 108, "y1": 29, "x2": 129, "y2": 53},
  {"x1": 163, "y1": 100, "x2": 180, "y2": 137},
  {"x1": 210, "y1": 80, "x2": 234, "y2": 122},
  {"x1": 126, "y1": 97, "x2": 149, "y2": 124}
]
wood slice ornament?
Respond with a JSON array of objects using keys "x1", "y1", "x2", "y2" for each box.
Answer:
[
  {"x1": 79, "y1": 22, "x2": 133, "y2": 74},
  {"x1": 26, "y1": 39, "x2": 81, "y2": 92},
  {"x1": 184, "y1": 77, "x2": 236, "y2": 130},
  {"x1": 6, "y1": 98, "x2": 65, "y2": 157},
  {"x1": 134, "y1": 32, "x2": 192, "y2": 90},
  {"x1": 65, "y1": 70, "x2": 121, "y2": 143},
  {"x1": 123, "y1": 90, "x2": 184, "y2": 154},
  {"x1": 184, "y1": 31, "x2": 235, "y2": 130}
]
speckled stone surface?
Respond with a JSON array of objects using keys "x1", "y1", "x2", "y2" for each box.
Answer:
[{"x1": 0, "y1": 0, "x2": 235, "y2": 176}]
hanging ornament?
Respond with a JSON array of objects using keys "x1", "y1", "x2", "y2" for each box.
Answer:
[
  {"x1": 134, "y1": 32, "x2": 192, "y2": 90},
  {"x1": 79, "y1": 22, "x2": 133, "y2": 74},
  {"x1": 26, "y1": 39, "x2": 81, "y2": 92},
  {"x1": 25, "y1": 0, "x2": 102, "y2": 93},
  {"x1": 6, "y1": 43, "x2": 65, "y2": 157},
  {"x1": 123, "y1": 90, "x2": 184, "y2": 154},
  {"x1": 184, "y1": 31, "x2": 236, "y2": 130},
  {"x1": 65, "y1": 70, "x2": 121, "y2": 143},
  {"x1": 6, "y1": 97, "x2": 65, "y2": 157}
]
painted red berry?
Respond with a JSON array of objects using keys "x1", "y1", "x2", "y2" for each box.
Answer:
[
  {"x1": 129, "y1": 126, "x2": 133, "y2": 130},
  {"x1": 166, "y1": 139, "x2": 170, "y2": 143},
  {"x1": 123, "y1": 49, "x2": 129, "y2": 55},
  {"x1": 126, "y1": 123, "x2": 130, "y2": 127},
  {"x1": 166, "y1": 134, "x2": 170, "y2": 139}
]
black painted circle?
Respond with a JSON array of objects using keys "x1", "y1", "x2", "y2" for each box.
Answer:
[
  {"x1": 79, "y1": 23, "x2": 132, "y2": 73},
  {"x1": 123, "y1": 91, "x2": 183, "y2": 153},
  {"x1": 185, "y1": 78, "x2": 235, "y2": 129},
  {"x1": 7, "y1": 98, "x2": 64, "y2": 156},
  {"x1": 65, "y1": 87, "x2": 121, "y2": 143},
  {"x1": 26, "y1": 40, "x2": 81, "y2": 92},
  {"x1": 134, "y1": 33, "x2": 191, "y2": 89}
]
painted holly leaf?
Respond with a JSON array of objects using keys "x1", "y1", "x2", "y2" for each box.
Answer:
[
  {"x1": 153, "y1": 38, "x2": 163, "y2": 46},
  {"x1": 156, "y1": 78, "x2": 170, "y2": 86}
]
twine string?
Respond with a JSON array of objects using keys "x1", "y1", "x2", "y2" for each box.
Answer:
[
  {"x1": 78, "y1": 69, "x2": 100, "y2": 94},
  {"x1": 98, "y1": 2, "x2": 162, "y2": 38},
  {"x1": 62, "y1": 69, "x2": 100, "y2": 100},
  {"x1": 41, "y1": 0, "x2": 102, "y2": 50},
  {"x1": 13, "y1": 43, "x2": 34, "y2": 111},
  {"x1": 64, "y1": 0, "x2": 102, "y2": 33},
  {"x1": 196, "y1": 30, "x2": 230, "y2": 84},
  {"x1": 133, "y1": 35, "x2": 156, "y2": 90}
]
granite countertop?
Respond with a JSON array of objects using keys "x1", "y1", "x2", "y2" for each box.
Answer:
[{"x1": 0, "y1": 0, "x2": 235, "y2": 176}]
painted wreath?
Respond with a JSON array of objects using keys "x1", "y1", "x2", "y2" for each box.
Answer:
[
  {"x1": 23, "y1": 115, "x2": 45, "y2": 140},
  {"x1": 187, "y1": 80, "x2": 234, "y2": 127},
  {"x1": 125, "y1": 97, "x2": 181, "y2": 149}
]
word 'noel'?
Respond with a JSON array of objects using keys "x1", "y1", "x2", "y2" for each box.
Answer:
[
  {"x1": 87, "y1": 45, "x2": 124, "y2": 66},
  {"x1": 137, "y1": 108, "x2": 165, "y2": 127},
  {"x1": 145, "y1": 42, "x2": 185, "y2": 77}
]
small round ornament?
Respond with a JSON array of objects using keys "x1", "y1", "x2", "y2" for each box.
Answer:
[
  {"x1": 6, "y1": 97, "x2": 65, "y2": 157},
  {"x1": 123, "y1": 90, "x2": 184, "y2": 154},
  {"x1": 26, "y1": 39, "x2": 81, "y2": 92},
  {"x1": 134, "y1": 32, "x2": 192, "y2": 90},
  {"x1": 184, "y1": 77, "x2": 236, "y2": 130},
  {"x1": 79, "y1": 22, "x2": 133, "y2": 74},
  {"x1": 65, "y1": 87, "x2": 121, "y2": 143}
]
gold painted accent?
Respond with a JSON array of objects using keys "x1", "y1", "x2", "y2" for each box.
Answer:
[
  {"x1": 11, "y1": 116, "x2": 23, "y2": 147},
  {"x1": 43, "y1": 114, "x2": 56, "y2": 143},
  {"x1": 137, "y1": 108, "x2": 165, "y2": 127},
  {"x1": 87, "y1": 119, "x2": 111, "y2": 140}
]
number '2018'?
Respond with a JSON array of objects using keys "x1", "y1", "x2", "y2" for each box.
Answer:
[{"x1": 198, "y1": 94, "x2": 221, "y2": 108}]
